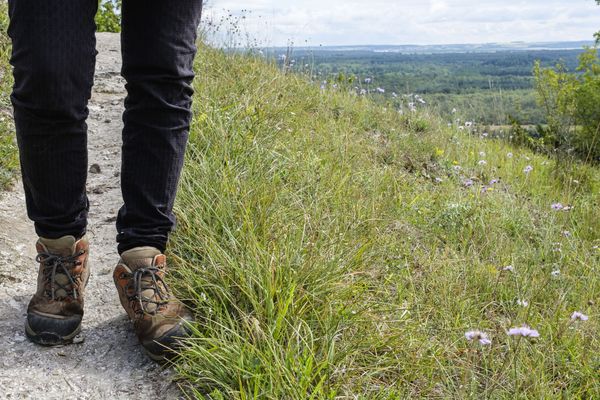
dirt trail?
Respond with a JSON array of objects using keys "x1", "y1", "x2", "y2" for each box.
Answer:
[{"x1": 0, "y1": 33, "x2": 181, "y2": 399}]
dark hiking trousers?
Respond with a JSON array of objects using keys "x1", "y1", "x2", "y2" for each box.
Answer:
[{"x1": 7, "y1": 0, "x2": 203, "y2": 254}]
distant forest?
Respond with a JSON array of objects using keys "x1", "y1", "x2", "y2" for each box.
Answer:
[{"x1": 279, "y1": 48, "x2": 593, "y2": 125}]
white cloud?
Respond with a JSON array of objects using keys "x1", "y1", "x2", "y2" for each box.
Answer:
[{"x1": 203, "y1": 0, "x2": 600, "y2": 46}]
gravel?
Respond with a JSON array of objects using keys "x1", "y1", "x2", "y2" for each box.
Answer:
[{"x1": 0, "y1": 33, "x2": 182, "y2": 400}]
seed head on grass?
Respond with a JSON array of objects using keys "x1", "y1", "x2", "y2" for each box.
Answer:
[{"x1": 516, "y1": 299, "x2": 529, "y2": 307}]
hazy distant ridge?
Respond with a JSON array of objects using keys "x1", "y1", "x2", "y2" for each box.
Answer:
[{"x1": 272, "y1": 41, "x2": 595, "y2": 54}]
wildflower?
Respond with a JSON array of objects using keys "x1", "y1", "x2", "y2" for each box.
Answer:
[
  {"x1": 523, "y1": 165, "x2": 533, "y2": 174},
  {"x1": 489, "y1": 179, "x2": 499, "y2": 185},
  {"x1": 517, "y1": 299, "x2": 529, "y2": 307},
  {"x1": 503, "y1": 265, "x2": 514, "y2": 272},
  {"x1": 453, "y1": 165, "x2": 462, "y2": 172},
  {"x1": 452, "y1": 108, "x2": 458, "y2": 114},
  {"x1": 458, "y1": 126, "x2": 465, "y2": 131},
  {"x1": 551, "y1": 270, "x2": 561, "y2": 277},
  {"x1": 465, "y1": 121, "x2": 473, "y2": 128},
  {"x1": 571, "y1": 311, "x2": 589, "y2": 321},
  {"x1": 551, "y1": 203, "x2": 564, "y2": 211},
  {"x1": 392, "y1": 92, "x2": 398, "y2": 98},
  {"x1": 562, "y1": 206, "x2": 573, "y2": 212},
  {"x1": 482, "y1": 132, "x2": 489, "y2": 137},
  {"x1": 507, "y1": 152, "x2": 513, "y2": 158},
  {"x1": 479, "y1": 151, "x2": 486, "y2": 157},
  {"x1": 463, "y1": 179, "x2": 474, "y2": 187},
  {"x1": 478, "y1": 160, "x2": 487, "y2": 166},
  {"x1": 359, "y1": 89, "x2": 367, "y2": 96},
  {"x1": 376, "y1": 87, "x2": 385, "y2": 94},
  {"x1": 507, "y1": 325, "x2": 540, "y2": 338},
  {"x1": 364, "y1": 78, "x2": 372, "y2": 84},
  {"x1": 562, "y1": 230, "x2": 571, "y2": 237},
  {"x1": 465, "y1": 330, "x2": 492, "y2": 345},
  {"x1": 435, "y1": 177, "x2": 444, "y2": 183}
]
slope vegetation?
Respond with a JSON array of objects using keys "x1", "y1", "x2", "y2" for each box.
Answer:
[{"x1": 170, "y1": 45, "x2": 600, "y2": 398}]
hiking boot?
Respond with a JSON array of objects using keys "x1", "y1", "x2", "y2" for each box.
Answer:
[
  {"x1": 26, "y1": 235, "x2": 90, "y2": 346},
  {"x1": 113, "y1": 247, "x2": 193, "y2": 361}
]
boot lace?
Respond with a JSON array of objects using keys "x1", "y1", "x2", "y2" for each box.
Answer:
[
  {"x1": 125, "y1": 266, "x2": 171, "y2": 316},
  {"x1": 36, "y1": 250, "x2": 85, "y2": 301}
]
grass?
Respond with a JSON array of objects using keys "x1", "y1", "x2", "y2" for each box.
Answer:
[
  {"x1": 168, "y1": 44, "x2": 600, "y2": 398},
  {"x1": 0, "y1": 1, "x2": 18, "y2": 189}
]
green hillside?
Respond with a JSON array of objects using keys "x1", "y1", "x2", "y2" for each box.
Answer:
[{"x1": 170, "y1": 45, "x2": 600, "y2": 398}]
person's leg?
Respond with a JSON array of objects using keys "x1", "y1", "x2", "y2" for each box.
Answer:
[
  {"x1": 7, "y1": 0, "x2": 97, "y2": 346},
  {"x1": 116, "y1": 0, "x2": 203, "y2": 254},
  {"x1": 8, "y1": 0, "x2": 97, "y2": 240},
  {"x1": 113, "y1": 0, "x2": 202, "y2": 361}
]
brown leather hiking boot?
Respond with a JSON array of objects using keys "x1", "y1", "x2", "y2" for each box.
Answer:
[
  {"x1": 26, "y1": 235, "x2": 90, "y2": 346},
  {"x1": 113, "y1": 246, "x2": 193, "y2": 361}
]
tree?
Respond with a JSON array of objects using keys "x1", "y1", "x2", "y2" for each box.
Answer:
[{"x1": 95, "y1": 0, "x2": 121, "y2": 33}]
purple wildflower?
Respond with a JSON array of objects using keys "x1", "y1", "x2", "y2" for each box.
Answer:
[
  {"x1": 523, "y1": 165, "x2": 533, "y2": 174},
  {"x1": 571, "y1": 312, "x2": 589, "y2": 321},
  {"x1": 551, "y1": 203, "x2": 564, "y2": 211},
  {"x1": 507, "y1": 325, "x2": 540, "y2": 338},
  {"x1": 465, "y1": 330, "x2": 492, "y2": 345}
]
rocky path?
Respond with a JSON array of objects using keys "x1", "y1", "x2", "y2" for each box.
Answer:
[{"x1": 0, "y1": 33, "x2": 181, "y2": 399}]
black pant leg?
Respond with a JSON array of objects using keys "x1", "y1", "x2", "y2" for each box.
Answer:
[
  {"x1": 116, "y1": 0, "x2": 203, "y2": 254},
  {"x1": 7, "y1": 0, "x2": 98, "y2": 239}
]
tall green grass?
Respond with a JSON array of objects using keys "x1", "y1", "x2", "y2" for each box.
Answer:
[
  {"x1": 169, "y1": 44, "x2": 600, "y2": 398},
  {"x1": 0, "y1": 1, "x2": 18, "y2": 189}
]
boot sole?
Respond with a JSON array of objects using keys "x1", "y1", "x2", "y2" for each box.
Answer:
[
  {"x1": 25, "y1": 267, "x2": 90, "y2": 347},
  {"x1": 142, "y1": 323, "x2": 192, "y2": 362},
  {"x1": 25, "y1": 319, "x2": 82, "y2": 346}
]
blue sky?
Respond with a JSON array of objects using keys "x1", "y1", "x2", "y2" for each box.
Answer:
[{"x1": 204, "y1": 0, "x2": 600, "y2": 46}]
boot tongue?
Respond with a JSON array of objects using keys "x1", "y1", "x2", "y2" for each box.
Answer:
[
  {"x1": 121, "y1": 247, "x2": 166, "y2": 314},
  {"x1": 37, "y1": 236, "x2": 79, "y2": 299},
  {"x1": 38, "y1": 235, "x2": 77, "y2": 257},
  {"x1": 121, "y1": 246, "x2": 162, "y2": 271}
]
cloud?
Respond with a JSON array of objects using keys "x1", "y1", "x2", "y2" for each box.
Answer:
[{"x1": 204, "y1": 0, "x2": 600, "y2": 46}]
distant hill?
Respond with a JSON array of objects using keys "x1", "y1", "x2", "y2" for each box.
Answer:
[{"x1": 269, "y1": 41, "x2": 595, "y2": 55}]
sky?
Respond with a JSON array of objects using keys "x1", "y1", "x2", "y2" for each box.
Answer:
[{"x1": 203, "y1": 0, "x2": 600, "y2": 47}]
